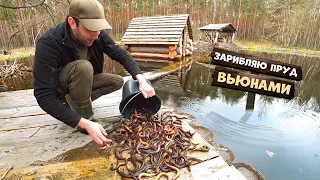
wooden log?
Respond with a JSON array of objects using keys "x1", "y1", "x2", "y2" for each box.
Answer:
[
  {"x1": 169, "y1": 45, "x2": 177, "y2": 51},
  {"x1": 128, "y1": 46, "x2": 170, "y2": 54},
  {"x1": 176, "y1": 47, "x2": 182, "y2": 55},
  {"x1": 169, "y1": 50, "x2": 178, "y2": 59},
  {"x1": 130, "y1": 52, "x2": 181, "y2": 60}
]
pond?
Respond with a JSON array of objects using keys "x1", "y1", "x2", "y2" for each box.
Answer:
[{"x1": 152, "y1": 52, "x2": 320, "y2": 180}]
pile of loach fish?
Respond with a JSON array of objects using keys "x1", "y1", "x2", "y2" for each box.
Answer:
[{"x1": 109, "y1": 109, "x2": 210, "y2": 180}]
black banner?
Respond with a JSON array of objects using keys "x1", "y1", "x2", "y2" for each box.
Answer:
[
  {"x1": 211, "y1": 47, "x2": 302, "y2": 81},
  {"x1": 212, "y1": 67, "x2": 295, "y2": 99}
]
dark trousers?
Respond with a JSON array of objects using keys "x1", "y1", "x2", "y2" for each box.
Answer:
[{"x1": 57, "y1": 60, "x2": 124, "y2": 102}]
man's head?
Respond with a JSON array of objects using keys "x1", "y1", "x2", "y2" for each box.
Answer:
[{"x1": 67, "y1": 0, "x2": 112, "y2": 46}]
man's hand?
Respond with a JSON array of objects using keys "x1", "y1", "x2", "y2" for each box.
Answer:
[
  {"x1": 135, "y1": 74, "x2": 156, "y2": 99},
  {"x1": 78, "y1": 118, "x2": 112, "y2": 147}
]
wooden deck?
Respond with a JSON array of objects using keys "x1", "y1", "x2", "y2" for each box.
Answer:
[{"x1": 0, "y1": 71, "x2": 247, "y2": 179}]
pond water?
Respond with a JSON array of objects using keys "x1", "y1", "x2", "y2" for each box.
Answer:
[{"x1": 152, "y1": 52, "x2": 320, "y2": 180}]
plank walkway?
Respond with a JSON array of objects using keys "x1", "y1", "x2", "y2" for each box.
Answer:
[{"x1": 0, "y1": 71, "x2": 247, "y2": 180}]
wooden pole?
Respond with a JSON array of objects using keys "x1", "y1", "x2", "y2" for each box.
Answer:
[
  {"x1": 183, "y1": 26, "x2": 187, "y2": 56},
  {"x1": 130, "y1": 52, "x2": 181, "y2": 60},
  {"x1": 214, "y1": 31, "x2": 219, "y2": 43},
  {"x1": 232, "y1": 33, "x2": 236, "y2": 43}
]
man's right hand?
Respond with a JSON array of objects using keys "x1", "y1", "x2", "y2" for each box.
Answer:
[{"x1": 77, "y1": 118, "x2": 112, "y2": 147}]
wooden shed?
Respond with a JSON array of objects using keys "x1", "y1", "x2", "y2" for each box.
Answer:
[
  {"x1": 121, "y1": 14, "x2": 193, "y2": 61},
  {"x1": 199, "y1": 23, "x2": 236, "y2": 43}
]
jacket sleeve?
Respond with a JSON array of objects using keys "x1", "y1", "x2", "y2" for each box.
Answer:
[
  {"x1": 33, "y1": 38, "x2": 81, "y2": 127},
  {"x1": 100, "y1": 31, "x2": 142, "y2": 78}
]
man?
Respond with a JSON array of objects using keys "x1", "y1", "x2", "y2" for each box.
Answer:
[{"x1": 33, "y1": 0, "x2": 155, "y2": 147}]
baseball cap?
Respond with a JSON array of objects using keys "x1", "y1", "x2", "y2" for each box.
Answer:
[{"x1": 69, "y1": 0, "x2": 112, "y2": 31}]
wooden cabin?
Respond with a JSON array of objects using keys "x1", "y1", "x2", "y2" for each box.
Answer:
[
  {"x1": 199, "y1": 23, "x2": 236, "y2": 43},
  {"x1": 121, "y1": 14, "x2": 193, "y2": 61}
]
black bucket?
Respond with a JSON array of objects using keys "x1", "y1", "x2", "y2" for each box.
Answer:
[{"x1": 119, "y1": 79, "x2": 161, "y2": 118}]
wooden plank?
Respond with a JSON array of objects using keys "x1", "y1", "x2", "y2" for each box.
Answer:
[
  {"x1": 0, "y1": 114, "x2": 62, "y2": 131},
  {"x1": 209, "y1": 166, "x2": 247, "y2": 180},
  {"x1": 0, "y1": 92, "x2": 122, "y2": 119},
  {"x1": 0, "y1": 132, "x2": 92, "y2": 169},
  {"x1": 129, "y1": 22, "x2": 187, "y2": 26},
  {"x1": 126, "y1": 28, "x2": 184, "y2": 32},
  {"x1": 131, "y1": 16, "x2": 189, "y2": 22},
  {"x1": 132, "y1": 14, "x2": 189, "y2": 21},
  {"x1": 130, "y1": 52, "x2": 181, "y2": 60},
  {"x1": 190, "y1": 157, "x2": 229, "y2": 179},
  {"x1": 135, "y1": 58, "x2": 171, "y2": 63},
  {"x1": 122, "y1": 39, "x2": 180, "y2": 42},
  {"x1": 0, "y1": 105, "x2": 46, "y2": 119},
  {"x1": 130, "y1": 20, "x2": 188, "y2": 25},
  {"x1": 0, "y1": 104, "x2": 121, "y2": 131},
  {"x1": 122, "y1": 35, "x2": 182, "y2": 39},
  {"x1": 0, "y1": 89, "x2": 37, "y2": 109},
  {"x1": 124, "y1": 31, "x2": 182, "y2": 35},
  {"x1": 0, "y1": 124, "x2": 68, "y2": 140},
  {"x1": 128, "y1": 46, "x2": 171, "y2": 54},
  {"x1": 128, "y1": 25, "x2": 186, "y2": 29},
  {"x1": 123, "y1": 41, "x2": 179, "y2": 45}
]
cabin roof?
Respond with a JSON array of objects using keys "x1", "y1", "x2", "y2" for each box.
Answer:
[
  {"x1": 121, "y1": 14, "x2": 193, "y2": 45},
  {"x1": 199, "y1": 23, "x2": 237, "y2": 33}
]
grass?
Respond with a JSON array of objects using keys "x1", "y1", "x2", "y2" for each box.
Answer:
[
  {"x1": 236, "y1": 40, "x2": 320, "y2": 57},
  {"x1": 0, "y1": 47, "x2": 35, "y2": 62}
]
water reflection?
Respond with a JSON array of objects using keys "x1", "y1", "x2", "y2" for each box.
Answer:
[{"x1": 153, "y1": 53, "x2": 320, "y2": 180}]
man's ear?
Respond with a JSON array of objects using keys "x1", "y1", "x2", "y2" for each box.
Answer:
[{"x1": 67, "y1": 17, "x2": 77, "y2": 30}]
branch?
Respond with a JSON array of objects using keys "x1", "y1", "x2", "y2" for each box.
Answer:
[{"x1": 0, "y1": 0, "x2": 46, "y2": 9}]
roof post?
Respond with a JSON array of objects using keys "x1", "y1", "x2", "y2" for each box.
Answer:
[
  {"x1": 214, "y1": 31, "x2": 219, "y2": 43},
  {"x1": 232, "y1": 32, "x2": 236, "y2": 43}
]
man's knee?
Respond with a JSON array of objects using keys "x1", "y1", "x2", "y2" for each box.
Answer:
[
  {"x1": 76, "y1": 60, "x2": 93, "y2": 74},
  {"x1": 75, "y1": 60, "x2": 94, "y2": 80},
  {"x1": 114, "y1": 75, "x2": 124, "y2": 90}
]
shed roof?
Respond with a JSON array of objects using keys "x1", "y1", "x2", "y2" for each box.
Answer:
[
  {"x1": 199, "y1": 23, "x2": 236, "y2": 33},
  {"x1": 121, "y1": 14, "x2": 193, "y2": 45}
]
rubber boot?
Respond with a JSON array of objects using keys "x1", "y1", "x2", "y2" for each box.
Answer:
[
  {"x1": 65, "y1": 94, "x2": 95, "y2": 134},
  {"x1": 91, "y1": 89, "x2": 102, "y2": 102}
]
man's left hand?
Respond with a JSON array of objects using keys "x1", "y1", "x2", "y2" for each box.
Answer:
[{"x1": 135, "y1": 74, "x2": 156, "y2": 98}]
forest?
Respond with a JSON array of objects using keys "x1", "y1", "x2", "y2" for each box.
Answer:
[{"x1": 0, "y1": 0, "x2": 319, "y2": 51}]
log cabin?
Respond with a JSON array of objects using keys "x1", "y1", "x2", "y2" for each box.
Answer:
[{"x1": 121, "y1": 14, "x2": 193, "y2": 61}]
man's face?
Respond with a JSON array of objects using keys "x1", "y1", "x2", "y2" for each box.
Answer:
[{"x1": 68, "y1": 17, "x2": 100, "y2": 47}]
